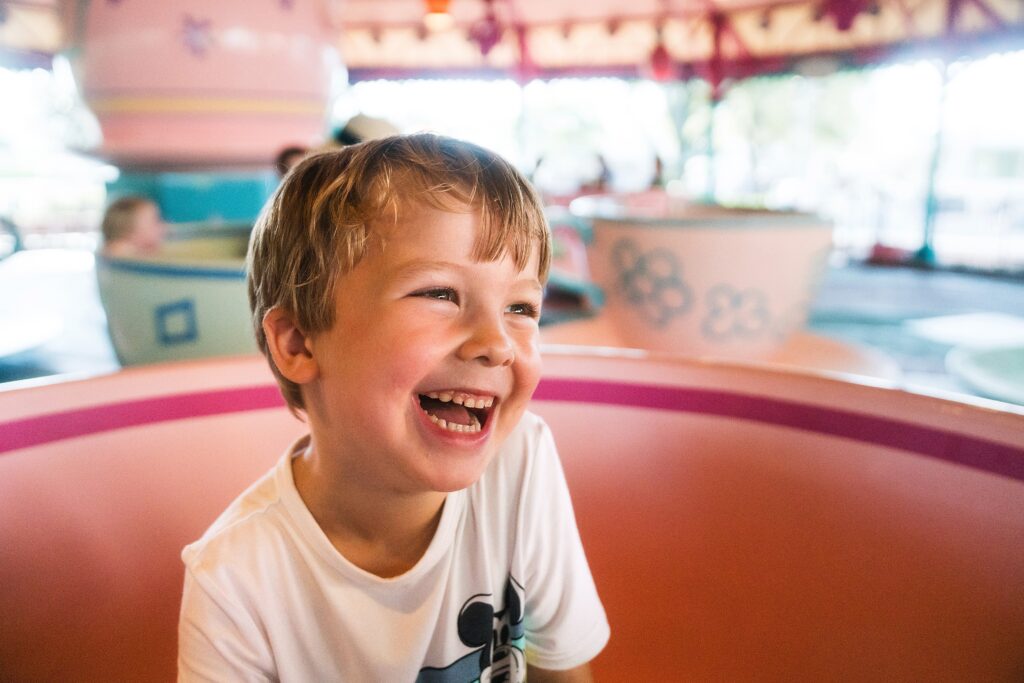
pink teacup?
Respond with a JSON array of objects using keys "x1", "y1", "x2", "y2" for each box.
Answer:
[{"x1": 570, "y1": 191, "x2": 833, "y2": 360}]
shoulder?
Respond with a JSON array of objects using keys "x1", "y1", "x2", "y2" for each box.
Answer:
[
  {"x1": 489, "y1": 410, "x2": 555, "y2": 471},
  {"x1": 181, "y1": 453, "x2": 291, "y2": 576},
  {"x1": 470, "y1": 411, "x2": 558, "y2": 504},
  {"x1": 504, "y1": 410, "x2": 556, "y2": 458},
  {"x1": 514, "y1": 409, "x2": 552, "y2": 441}
]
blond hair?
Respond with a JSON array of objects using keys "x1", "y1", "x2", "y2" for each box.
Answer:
[
  {"x1": 248, "y1": 133, "x2": 551, "y2": 413},
  {"x1": 101, "y1": 195, "x2": 155, "y2": 244}
]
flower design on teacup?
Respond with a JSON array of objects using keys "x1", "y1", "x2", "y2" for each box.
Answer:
[
  {"x1": 702, "y1": 285, "x2": 771, "y2": 339},
  {"x1": 611, "y1": 239, "x2": 693, "y2": 327}
]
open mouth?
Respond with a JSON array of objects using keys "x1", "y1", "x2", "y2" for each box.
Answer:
[{"x1": 417, "y1": 391, "x2": 494, "y2": 434}]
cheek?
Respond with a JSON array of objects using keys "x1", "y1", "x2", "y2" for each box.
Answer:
[
  {"x1": 377, "y1": 342, "x2": 448, "y2": 393},
  {"x1": 513, "y1": 345, "x2": 543, "y2": 397}
]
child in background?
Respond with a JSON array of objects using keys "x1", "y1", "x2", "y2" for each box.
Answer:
[
  {"x1": 274, "y1": 145, "x2": 308, "y2": 178},
  {"x1": 177, "y1": 134, "x2": 609, "y2": 682},
  {"x1": 99, "y1": 195, "x2": 166, "y2": 258}
]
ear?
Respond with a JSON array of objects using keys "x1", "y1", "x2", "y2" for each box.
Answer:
[{"x1": 262, "y1": 307, "x2": 318, "y2": 385}]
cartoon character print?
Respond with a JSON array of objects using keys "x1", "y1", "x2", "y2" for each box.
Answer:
[{"x1": 417, "y1": 576, "x2": 526, "y2": 683}]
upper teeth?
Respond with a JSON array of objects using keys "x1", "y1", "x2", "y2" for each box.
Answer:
[{"x1": 425, "y1": 392, "x2": 494, "y2": 409}]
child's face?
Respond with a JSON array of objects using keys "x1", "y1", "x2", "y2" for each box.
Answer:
[
  {"x1": 131, "y1": 203, "x2": 166, "y2": 252},
  {"x1": 305, "y1": 203, "x2": 544, "y2": 495}
]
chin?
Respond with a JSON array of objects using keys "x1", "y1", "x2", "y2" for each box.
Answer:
[
  {"x1": 418, "y1": 451, "x2": 494, "y2": 494},
  {"x1": 427, "y1": 466, "x2": 490, "y2": 494}
]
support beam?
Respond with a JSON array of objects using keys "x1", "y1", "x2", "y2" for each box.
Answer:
[{"x1": 916, "y1": 59, "x2": 950, "y2": 266}]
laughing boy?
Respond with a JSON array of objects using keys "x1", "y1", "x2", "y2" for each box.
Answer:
[{"x1": 177, "y1": 134, "x2": 609, "y2": 682}]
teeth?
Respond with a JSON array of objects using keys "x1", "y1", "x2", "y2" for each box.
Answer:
[
  {"x1": 422, "y1": 391, "x2": 495, "y2": 408},
  {"x1": 420, "y1": 391, "x2": 493, "y2": 435},
  {"x1": 426, "y1": 412, "x2": 482, "y2": 434}
]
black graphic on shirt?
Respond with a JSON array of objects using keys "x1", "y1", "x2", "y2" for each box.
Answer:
[{"x1": 416, "y1": 575, "x2": 525, "y2": 683}]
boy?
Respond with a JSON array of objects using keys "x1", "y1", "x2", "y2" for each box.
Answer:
[
  {"x1": 98, "y1": 195, "x2": 166, "y2": 257},
  {"x1": 177, "y1": 134, "x2": 609, "y2": 681}
]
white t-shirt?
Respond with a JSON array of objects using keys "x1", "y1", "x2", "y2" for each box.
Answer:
[{"x1": 178, "y1": 411, "x2": 609, "y2": 682}]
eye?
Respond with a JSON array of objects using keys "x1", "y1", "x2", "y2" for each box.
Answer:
[
  {"x1": 415, "y1": 287, "x2": 459, "y2": 304},
  {"x1": 506, "y1": 302, "x2": 540, "y2": 318}
]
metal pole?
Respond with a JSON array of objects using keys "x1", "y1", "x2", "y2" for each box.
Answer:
[
  {"x1": 916, "y1": 59, "x2": 950, "y2": 265},
  {"x1": 706, "y1": 90, "x2": 718, "y2": 202}
]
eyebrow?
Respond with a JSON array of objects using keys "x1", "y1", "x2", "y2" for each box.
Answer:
[
  {"x1": 390, "y1": 259, "x2": 463, "y2": 278},
  {"x1": 391, "y1": 259, "x2": 543, "y2": 294},
  {"x1": 387, "y1": 260, "x2": 463, "y2": 287},
  {"x1": 517, "y1": 279, "x2": 545, "y2": 297}
]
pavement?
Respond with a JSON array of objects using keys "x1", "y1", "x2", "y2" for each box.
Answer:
[{"x1": 808, "y1": 262, "x2": 1024, "y2": 399}]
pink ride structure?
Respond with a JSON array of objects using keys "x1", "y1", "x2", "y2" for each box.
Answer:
[
  {"x1": 77, "y1": 0, "x2": 335, "y2": 167},
  {"x1": 2, "y1": 350, "x2": 1023, "y2": 681}
]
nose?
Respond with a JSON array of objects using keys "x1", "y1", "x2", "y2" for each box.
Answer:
[{"x1": 457, "y1": 312, "x2": 514, "y2": 367}]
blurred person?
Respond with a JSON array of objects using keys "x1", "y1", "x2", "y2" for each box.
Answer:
[
  {"x1": 274, "y1": 145, "x2": 309, "y2": 178},
  {"x1": 99, "y1": 196, "x2": 166, "y2": 258},
  {"x1": 580, "y1": 154, "x2": 612, "y2": 194},
  {"x1": 329, "y1": 113, "x2": 401, "y2": 148},
  {"x1": 650, "y1": 156, "x2": 666, "y2": 190}
]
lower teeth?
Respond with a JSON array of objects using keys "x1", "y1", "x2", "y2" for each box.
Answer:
[{"x1": 426, "y1": 412, "x2": 481, "y2": 433}]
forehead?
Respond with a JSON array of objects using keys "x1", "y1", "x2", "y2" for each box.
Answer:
[
  {"x1": 372, "y1": 204, "x2": 477, "y2": 254},
  {"x1": 133, "y1": 202, "x2": 160, "y2": 219},
  {"x1": 372, "y1": 199, "x2": 538, "y2": 264}
]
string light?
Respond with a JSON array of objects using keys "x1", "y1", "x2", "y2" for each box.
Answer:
[{"x1": 423, "y1": 0, "x2": 454, "y2": 32}]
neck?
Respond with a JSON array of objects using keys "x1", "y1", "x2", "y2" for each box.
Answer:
[{"x1": 291, "y1": 439, "x2": 448, "y2": 578}]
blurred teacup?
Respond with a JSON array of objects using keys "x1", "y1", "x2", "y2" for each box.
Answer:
[
  {"x1": 97, "y1": 225, "x2": 255, "y2": 366},
  {"x1": 569, "y1": 191, "x2": 832, "y2": 360}
]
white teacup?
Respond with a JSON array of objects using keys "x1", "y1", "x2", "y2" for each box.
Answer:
[{"x1": 97, "y1": 227, "x2": 255, "y2": 366}]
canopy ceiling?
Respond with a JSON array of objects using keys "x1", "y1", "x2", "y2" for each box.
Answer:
[
  {"x1": 333, "y1": 0, "x2": 1024, "y2": 83},
  {"x1": 1, "y1": 0, "x2": 1022, "y2": 81}
]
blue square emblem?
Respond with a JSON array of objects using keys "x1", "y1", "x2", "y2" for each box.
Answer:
[{"x1": 155, "y1": 299, "x2": 198, "y2": 345}]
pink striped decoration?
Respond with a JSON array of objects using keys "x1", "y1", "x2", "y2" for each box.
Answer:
[{"x1": 2, "y1": 379, "x2": 1021, "y2": 482}]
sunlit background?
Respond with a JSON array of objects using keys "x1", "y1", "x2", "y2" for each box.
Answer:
[{"x1": 3, "y1": 50, "x2": 1023, "y2": 268}]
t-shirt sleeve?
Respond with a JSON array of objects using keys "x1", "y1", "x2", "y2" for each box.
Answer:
[
  {"x1": 519, "y1": 417, "x2": 610, "y2": 670},
  {"x1": 177, "y1": 566, "x2": 274, "y2": 683}
]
